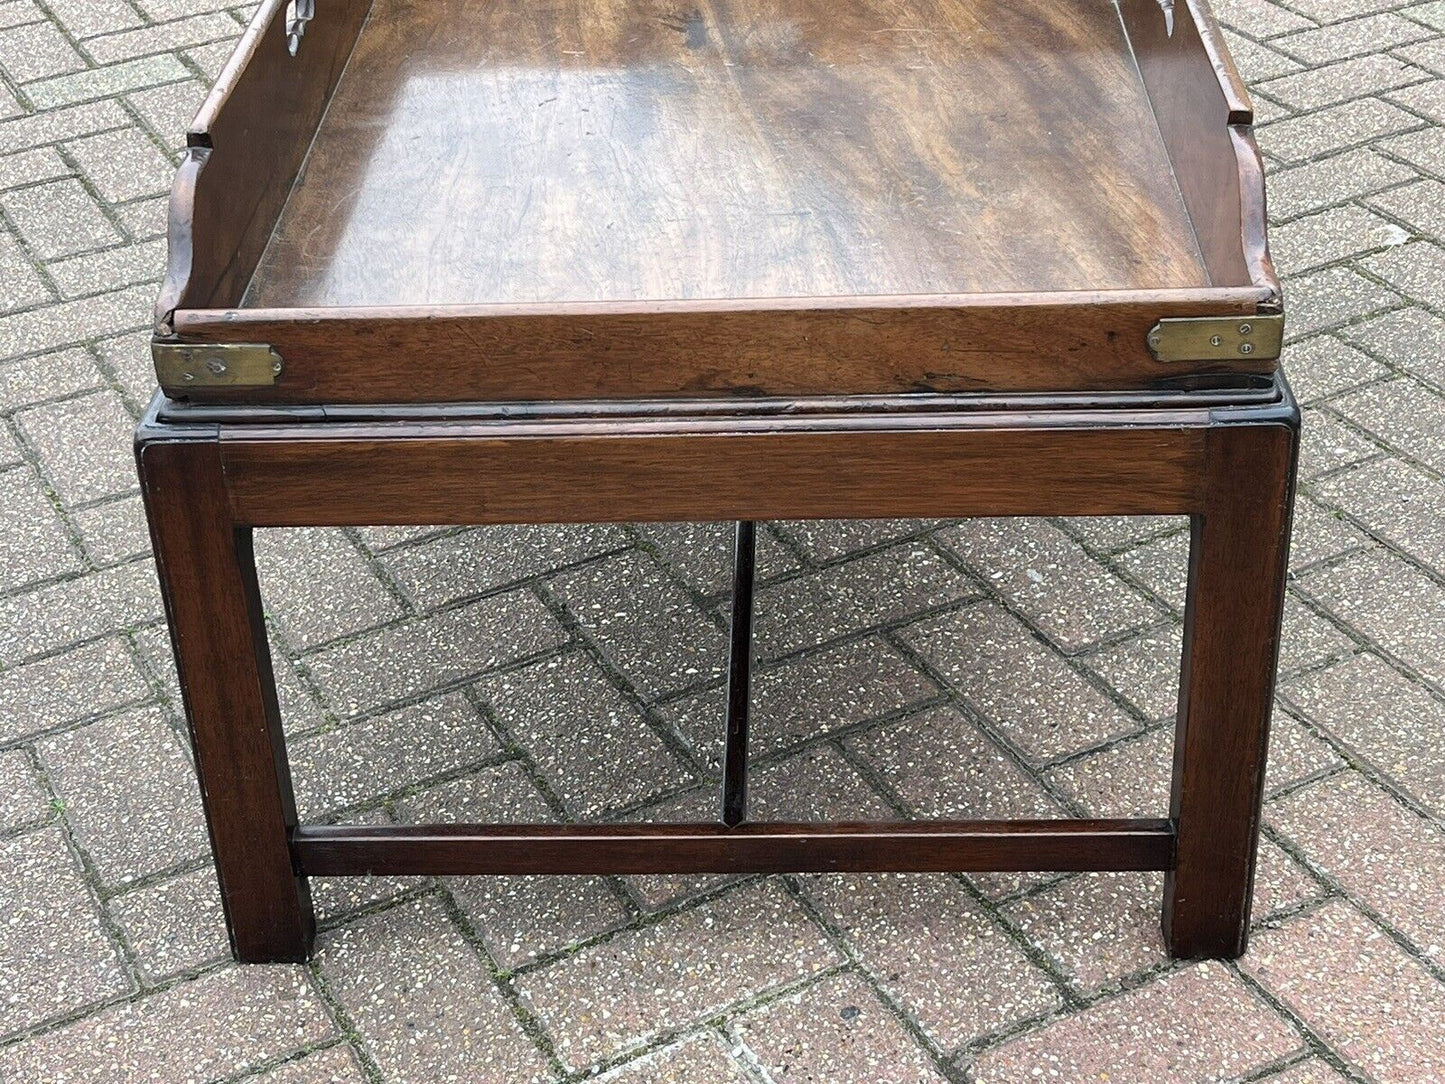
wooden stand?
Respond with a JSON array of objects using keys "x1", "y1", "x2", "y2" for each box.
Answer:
[{"x1": 138, "y1": 384, "x2": 1297, "y2": 963}]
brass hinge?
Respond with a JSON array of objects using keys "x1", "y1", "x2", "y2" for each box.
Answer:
[
  {"x1": 1146, "y1": 315, "x2": 1284, "y2": 363},
  {"x1": 153, "y1": 342, "x2": 282, "y2": 389}
]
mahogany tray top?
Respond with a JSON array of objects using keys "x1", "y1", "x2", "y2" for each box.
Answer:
[{"x1": 153, "y1": 0, "x2": 1283, "y2": 405}]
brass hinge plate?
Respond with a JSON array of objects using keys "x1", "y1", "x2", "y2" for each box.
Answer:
[
  {"x1": 153, "y1": 342, "x2": 282, "y2": 388},
  {"x1": 1146, "y1": 315, "x2": 1284, "y2": 363}
]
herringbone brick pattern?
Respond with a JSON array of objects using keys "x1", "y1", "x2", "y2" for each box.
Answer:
[{"x1": 1, "y1": 0, "x2": 1442, "y2": 1080}]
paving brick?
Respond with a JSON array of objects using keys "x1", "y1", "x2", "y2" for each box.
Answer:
[
  {"x1": 16, "y1": 389, "x2": 136, "y2": 504},
  {"x1": 754, "y1": 542, "x2": 980, "y2": 659},
  {"x1": 306, "y1": 806, "x2": 418, "y2": 926},
  {"x1": 1043, "y1": 727, "x2": 1173, "y2": 817},
  {"x1": 1314, "y1": 456, "x2": 1445, "y2": 575},
  {"x1": 1283, "y1": 268, "x2": 1400, "y2": 339},
  {"x1": 776, "y1": 517, "x2": 936, "y2": 562},
  {"x1": 641, "y1": 520, "x2": 795, "y2": 596},
  {"x1": 747, "y1": 743, "x2": 895, "y2": 820},
  {"x1": 1006, "y1": 872, "x2": 1165, "y2": 994},
  {"x1": 290, "y1": 692, "x2": 499, "y2": 819},
  {"x1": 477, "y1": 652, "x2": 693, "y2": 817},
  {"x1": 0, "y1": 145, "x2": 73, "y2": 189},
  {"x1": 1225, "y1": 30, "x2": 1305, "y2": 83},
  {"x1": 318, "y1": 895, "x2": 552, "y2": 1083},
  {"x1": 0, "y1": 228, "x2": 50, "y2": 314},
  {"x1": 1266, "y1": 709, "x2": 1346, "y2": 795},
  {"x1": 126, "y1": 78, "x2": 209, "y2": 150},
  {"x1": 26, "y1": 54, "x2": 190, "y2": 110},
  {"x1": 969, "y1": 962, "x2": 1302, "y2": 1083},
  {"x1": 0, "y1": 19, "x2": 84, "y2": 82},
  {"x1": 1298, "y1": 546, "x2": 1445, "y2": 687},
  {"x1": 0, "y1": 99, "x2": 130, "y2": 156},
  {"x1": 0, "y1": 284, "x2": 176, "y2": 361},
  {"x1": 1296, "y1": 407, "x2": 1377, "y2": 482},
  {"x1": 2, "y1": 177, "x2": 122, "y2": 263},
  {"x1": 1258, "y1": 1061, "x2": 1352, "y2": 1084},
  {"x1": 304, "y1": 591, "x2": 565, "y2": 717},
  {"x1": 40, "y1": 704, "x2": 208, "y2": 887},
  {"x1": 1390, "y1": 76, "x2": 1445, "y2": 122},
  {"x1": 248, "y1": 1046, "x2": 369, "y2": 1084},
  {"x1": 94, "y1": 327, "x2": 158, "y2": 403},
  {"x1": 1079, "y1": 623, "x2": 1180, "y2": 722},
  {"x1": 1276, "y1": 594, "x2": 1356, "y2": 675},
  {"x1": 0, "y1": 747, "x2": 47, "y2": 829},
  {"x1": 1367, "y1": 178, "x2": 1445, "y2": 243},
  {"x1": 664, "y1": 637, "x2": 937, "y2": 773},
  {"x1": 1253, "y1": 837, "x2": 1329, "y2": 922},
  {"x1": 1288, "y1": 494, "x2": 1369, "y2": 572},
  {"x1": 71, "y1": 492, "x2": 151, "y2": 566},
  {"x1": 1377, "y1": 124, "x2": 1445, "y2": 172},
  {"x1": 0, "y1": 2, "x2": 41, "y2": 32},
  {"x1": 0, "y1": 464, "x2": 82, "y2": 591},
  {"x1": 1267, "y1": 148, "x2": 1418, "y2": 220},
  {"x1": 0, "y1": 966, "x2": 334, "y2": 1083},
  {"x1": 1115, "y1": 528, "x2": 1189, "y2": 612},
  {"x1": 1258, "y1": 54, "x2": 1425, "y2": 111},
  {"x1": 108, "y1": 866, "x2": 228, "y2": 982},
  {"x1": 0, "y1": 827, "x2": 129, "y2": 1035},
  {"x1": 399, "y1": 762, "x2": 629, "y2": 969},
  {"x1": 83, "y1": 13, "x2": 241, "y2": 65},
  {"x1": 113, "y1": 193, "x2": 168, "y2": 241},
  {"x1": 383, "y1": 523, "x2": 628, "y2": 610},
  {"x1": 552, "y1": 548, "x2": 727, "y2": 698},
  {"x1": 899, "y1": 604, "x2": 1139, "y2": 763},
  {"x1": 1214, "y1": 0, "x2": 1316, "y2": 36},
  {"x1": 1284, "y1": 651, "x2": 1445, "y2": 812},
  {"x1": 0, "y1": 558, "x2": 162, "y2": 666},
  {"x1": 0, "y1": 346, "x2": 101, "y2": 410},
  {"x1": 1278, "y1": 13, "x2": 1433, "y2": 63},
  {"x1": 1243, "y1": 901, "x2": 1445, "y2": 1082},
  {"x1": 0, "y1": 633, "x2": 148, "y2": 739},
  {"x1": 804, "y1": 873, "x2": 1060, "y2": 1047},
  {"x1": 1396, "y1": 35, "x2": 1445, "y2": 75},
  {"x1": 938, "y1": 519, "x2": 1159, "y2": 650},
  {"x1": 1268, "y1": 771, "x2": 1445, "y2": 953},
  {"x1": 1361, "y1": 240, "x2": 1445, "y2": 309},
  {"x1": 599, "y1": 1033, "x2": 749, "y2": 1083},
  {"x1": 1258, "y1": 99, "x2": 1422, "y2": 164},
  {"x1": 43, "y1": 0, "x2": 144, "y2": 38},
  {"x1": 47, "y1": 235, "x2": 166, "y2": 299},
  {"x1": 1271, "y1": 204, "x2": 1411, "y2": 274},
  {"x1": 847, "y1": 705, "x2": 1061, "y2": 818},
  {"x1": 517, "y1": 880, "x2": 840, "y2": 1070},
  {"x1": 734, "y1": 972, "x2": 951, "y2": 1083},
  {"x1": 254, "y1": 527, "x2": 403, "y2": 650},
  {"x1": 1056, "y1": 514, "x2": 1182, "y2": 553}
]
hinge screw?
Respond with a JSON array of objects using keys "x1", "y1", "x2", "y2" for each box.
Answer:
[
  {"x1": 1240, "y1": 342, "x2": 1254, "y2": 354},
  {"x1": 272, "y1": 358, "x2": 283, "y2": 374},
  {"x1": 1239, "y1": 323, "x2": 1252, "y2": 335},
  {"x1": 1209, "y1": 335, "x2": 1222, "y2": 347},
  {"x1": 205, "y1": 358, "x2": 227, "y2": 375}
]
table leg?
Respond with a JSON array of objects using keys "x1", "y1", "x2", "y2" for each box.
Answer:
[
  {"x1": 1163, "y1": 416, "x2": 1298, "y2": 958},
  {"x1": 138, "y1": 434, "x2": 314, "y2": 962}
]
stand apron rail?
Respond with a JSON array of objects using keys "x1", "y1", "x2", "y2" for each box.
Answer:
[{"x1": 138, "y1": 385, "x2": 1298, "y2": 964}]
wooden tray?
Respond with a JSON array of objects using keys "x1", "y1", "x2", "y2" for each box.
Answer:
[{"x1": 154, "y1": 0, "x2": 1282, "y2": 405}]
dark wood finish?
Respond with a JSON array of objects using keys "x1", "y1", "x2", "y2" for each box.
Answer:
[
  {"x1": 292, "y1": 819, "x2": 1176, "y2": 876},
  {"x1": 218, "y1": 416, "x2": 1209, "y2": 527},
  {"x1": 156, "y1": 0, "x2": 372, "y2": 328},
  {"x1": 136, "y1": 435, "x2": 314, "y2": 962},
  {"x1": 722, "y1": 521, "x2": 757, "y2": 827},
  {"x1": 1119, "y1": 0, "x2": 1279, "y2": 299},
  {"x1": 1164, "y1": 411, "x2": 1298, "y2": 958}
]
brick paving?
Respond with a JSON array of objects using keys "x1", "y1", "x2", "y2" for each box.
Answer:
[{"x1": 0, "y1": 0, "x2": 1442, "y2": 1079}]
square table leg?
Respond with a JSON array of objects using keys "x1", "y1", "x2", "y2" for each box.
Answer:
[
  {"x1": 137, "y1": 432, "x2": 315, "y2": 962},
  {"x1": 1163, "y1": 415, "x2": 1299, "y2": 958}
]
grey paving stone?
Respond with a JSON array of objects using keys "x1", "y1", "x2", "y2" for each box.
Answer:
[
  {"x1": 775, "y1": 517, "x2": 936, "y2": 562},
  {"x1": 0, "y1": 19, "x2": 84, "y2": 82},
  {"x1": 1257, "y1": 1061, "x2": 1352, "y2": 1084},
  {"x1": 847, "y1": 705, "x2": 1062, "y2": 818},
  {"x1": 317, "y1": 895, "x2": 554, "y2": 1084},
  {"x1": 734, "y1": 972, "x2": 951, "y2": 1083},
  {"x1": 1114, "y1": 528, "x2": 1189, "y2": 613},
  {"x1": 0, "y1": 555, "x2": 161, "y2": 674},
  {"x1": 0, "y1": 633, "x2": 149, "y2": 740},
  {"x1": 64, "y1": 127, "x2": 175, "y2": 204},
  {"x1": 0, "y1": 99, "x2": 130, "y2": 156},
  {"x1": 899, "y1": 604, "x2": 1139, "y2": 763},
  {"x1": 108, "y1": 865, "x2": 228, "y2": 982},
  {"x1": 664, "y1": 637, "x2": 937, "y2": 773},
  {"x1": 551, "y1": 548, "x2": 728, "y2": 699},
  {"x1": 598, "y1": 1033, "x2": 749, "y2": 1083},
  {"x1": 1213, "y1": 0, "x2": 1315, "y2": 37},
  {"x1": 0, "y1": 747, "x2": 47, "y2": 830},
  {"x1": 1056, "y1": 514, "x2": 1183, "y2": 554},
  {"x1": 1282, "y1": 652, "x2": 1445, "y2": 813},
  {"x1": 1296, "y1": 407, "x2": 1377, "y2": 482},
  {"x1": 384, "y1": 523, "x2": 629, "y2": 610},
  {"x1": 0, "y1": 965, "x2": 334, "y2": 1084},
  {"x1": 754, "y1": 542, "x2": 980, "y2": 659},
  {"x1": 0, "y1": 228, "x2": 49, "y2": 314},
  {"x1": 0, "y1": 464, "x2": 81, "y2": 590},
  {"x1": 71, "y1": 492, "x2": 152, "y2": 566},
  {"x1": 305, "y1": 591, "x2": 565, "y2": 718},
  {"x1": 1277, "y1": 12, "x2": 1433, "y2": 63},
  {"x1": 1242, "y1": 901, "x2": 1445, "y2": 1082},
  {"x1": 1340, "y1": 305, "x2": 1445, "y2": 389},
  {"x1": 0, "y1": 826, "x2": 129, "y2": 1035},
  {"x1": 748, "y1": 743, "x2": 896, "y2": 821},
  {"x1": 246, "y1": 1045, "x2": 369, "y2": 1084},
  {"x1": 1288, "y1": 494, "x2": 1369, "y2": 572},
  {"x1": 969, "y1": 962, "x2": 1302, "y2": 1084},
  {"x1": 1376, "y1": 124, "x2": 1445, "y2": 173},
  {"x1": 1224, "y1": 30, "x2": 1305, "y2": 83},
  {"x1": 803, "y1": 873, "x2": 1060, "y2": 1047},
  {"x1": 1276, "y1": 593, "x2": 1356, "y2": 675},
  {"x1": 1257, "y1": 99, "x2": 1422, "y2": 165},
  {"x1": 1314, "y1": 456, "x2": 1445, "y2": 574},
  {"x1": 0, "y1": 145, "x2": 72, "y2": 189},
  {"x1": 1367, "y1": 178, "x2": 1445, "y2": 241},
  {"x1": 1361, "y1": 240, "x2": 1445, "y2": 310},
  {"x1": 125, "y1": 78, "x2": 209, "y2": 151},
  {"x1": 1, "y1": 177, "x2": 121, "y2": 260},
  {"x1": 27, "y1": 54, "x2": 189, "y2": 110},
  {"x1": 1006, "y1": 872, "x2": 1166, "y2": 995},
  {"x1": 254, "y1": 527, "x2": 404, "y2": 650},
  {"x1": 1252, "y1": 838, "x2": 1329, "y2": 922},
  {"x1": 290, "y1": 691, "x2": 498, "y2": 819},
  {"x1": 0, "y1": 282, "x2": 155, "y2": 358},
  {"x1": 1079, "y1": 622, "x2": 1182, "y2": 722},
  {"x1": 398, "y1": 763, "x2": 629, "y2": 969},
  {"x1": 1390, "y1": 76, "x2": 1445, "y2": 122},
  {"x1": 1043, "y1": 727, "x2": 1174, "y2": 817},
  {"x1": 1272, "y1": 204, "x2": 1411, "y2": 274},
  {"x1": 93, "y1": 327, "x2": 157, "y2": 404},
  {"x1": 0, "y1": 346, "x2": 101, "y2": 411},
  {"x1": 1267, "y1": 147, "x2": 1418, "y2": 220},
  {"x1": 46, "y1": 236, "x2": 166, "y2": 298},
  {"x1": 1297, "y1": 546, "x2": 1445, "y2": 687},
  {"x1": 939, "y1": 519, "x2": 1159, "y2": 651},
  {"x1": 83, "y1": 12, "x2": 242, "y2": 65},
  {"x1": 15, "y1": 389, "x2": 137, "y2": 505},
  {"x1": 476, "y1": 652, "x2": 694, "y2": 817},
  {"x1": 1282, "y1": 267, "x2": 1399, "y2": 339},
  {"x1": 43, "y1": 0, "x2": 143, "y2": 39},
  {"x1": 39, "y1": 704, "x2": 208, "y2": 887},
  {"x1": 516, "y1": 880, "x2": 840, "y2": 1071},
  {"x1": 1265, "y1": 709, "x2": 1346, "y2": 797},
  {"x1": 1258, "y1": 54, "x2": 1424, "y2": 111},
  {"x1": 639, "y1": 520, "x2": 796, "y2": 598}
]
